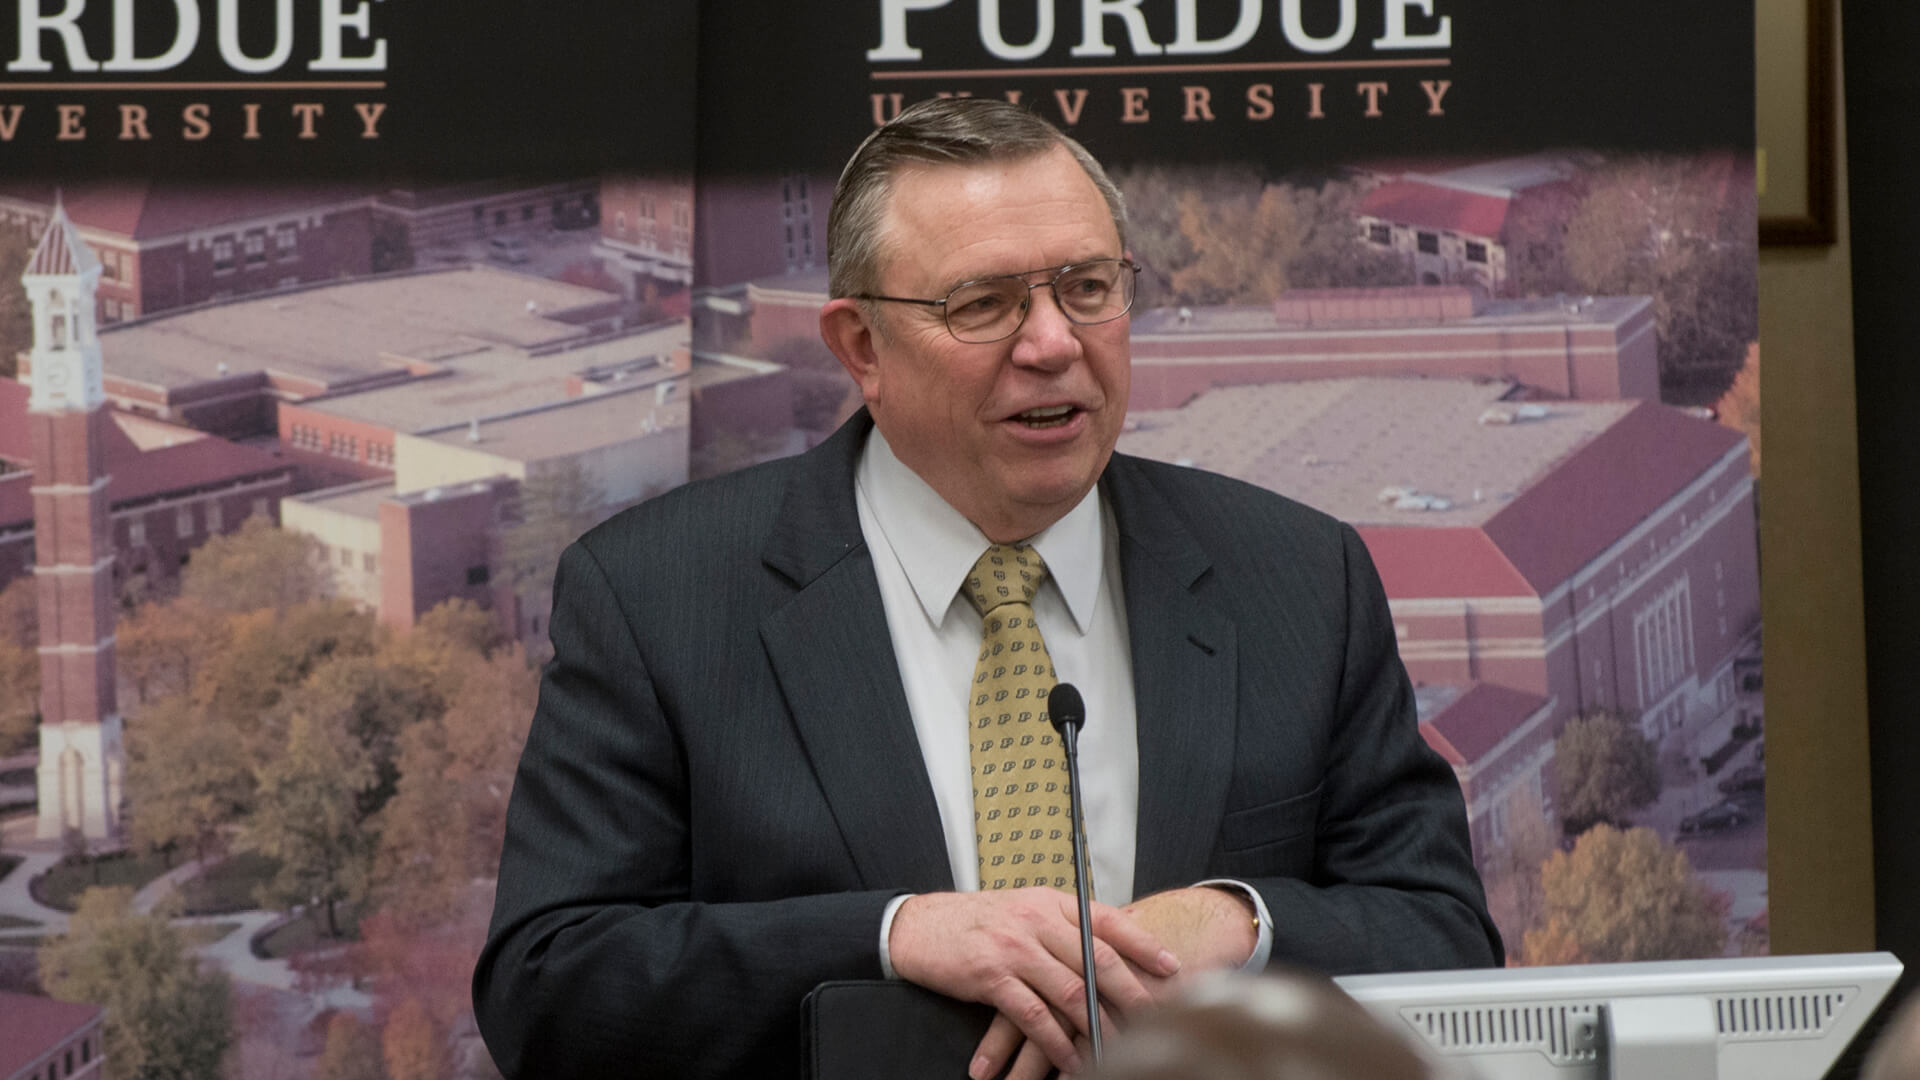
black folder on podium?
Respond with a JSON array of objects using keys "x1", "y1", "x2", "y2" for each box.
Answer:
[{"x1": 803, "y1": 980, "x2": 997, "y2": 1078}]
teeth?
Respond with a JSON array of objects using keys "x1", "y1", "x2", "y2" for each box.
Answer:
[{"x1": 1019, "y1": 405, "x2": 1075, "y2": 420}]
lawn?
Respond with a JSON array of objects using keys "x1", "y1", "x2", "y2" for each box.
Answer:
[
  {"x1": 176, "y1": 852, "x2": 278, "y2": 915},
  {"x1": 33, "y1": 849, "x2": 281, "y2": 914},
  {"x1": 255, "y1": 910, "x2": 329, "y2": 960},
  {"x1": 0, "y1": 913, "x2": 39, "y2": 931},
  {"x1": 0, "y1": 853, "x2": 20, "y2": 885},
  {"x1": 32, "y1": 849, "x2": 175, "y2": 911},
  {"x1": 179, "y1": 921, "x2": 243, "y2": 947}
]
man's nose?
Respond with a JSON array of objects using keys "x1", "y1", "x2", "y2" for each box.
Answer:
[{"x1": 1010, "y1": 284, "x2": 1081, "y2": 368}]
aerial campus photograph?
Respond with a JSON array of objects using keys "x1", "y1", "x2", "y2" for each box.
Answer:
[{"x1": 0, "y1": 148, "x2": 1761, "y2": 1077}]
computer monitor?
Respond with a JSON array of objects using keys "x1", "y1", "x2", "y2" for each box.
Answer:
[{"x1": 1334, "y1": 952, "x2": 1902, "y2": 1080}]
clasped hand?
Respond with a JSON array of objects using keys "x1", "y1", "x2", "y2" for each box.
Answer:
[{"x1": 888, "y1": 886, "x2": 1257, "y2": 1079}]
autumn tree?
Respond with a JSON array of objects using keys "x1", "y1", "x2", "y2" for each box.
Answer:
[
  {"x1": 245, "y1": 709, "x2": 379, "y2": 938},
  {"x1": 1522, "y1": 825, "x2": 1726, "y2": 964},
  {"x1": 38, "y1": 887, "x2": 232, "y2": 1078},
  {"x1": 0, "y1": 223, "x2": 34, "y2": 380},
  {"x1": 316, "y1": 1013, "x2": 388, "y2": 1080},
  {"x1": 179, "y1": 515, "x2": 332, "y2": 615},
  {"x1": 193, "y1": 600, "x2": 378, "y2": 756},
  {"x1": 1557, "y1": 153, "x2": 1758, "y2": 404},
  {"x1": 1717, "y1": 342, "x2": 1761, "y2": 478},
  {"x1": 0, "y1": 575, "x2": 38, "y2": 753},
  {"x1": 117, "y1": 596, "x2": 230, "y2": 707},
  {"x1": 375, "y1": 646, "x2": 537, "y2": 926},
  {"x1": 1554, "y1": 709, "x2": 1661, "y2": 836},
  {"x1": 1112, "y1": 164, "x2": 1409, "y2": 310},
  {"x1": 1477, "y1": 783, "x2": 1558, "y2": 962},
  {"x1": 124, "y1": 694, "x2": 254, "y2": 866},
  {"x1": 498, "y1": 459, "x2": 606, "y2": 596},
  {"x1": 383, "y1": 996, "x2": 449, "y2": 1080}
]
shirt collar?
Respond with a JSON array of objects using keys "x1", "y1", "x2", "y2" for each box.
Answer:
[{"x1": 857, "y1": 427, "x2": 1105, "y2": 635}]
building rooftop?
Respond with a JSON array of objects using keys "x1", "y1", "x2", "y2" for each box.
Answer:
[
  {"x1": 1417, "y1": 682, "x2": 1552, "y2": 768},
  {"x1": 300, "y1": 319, "x2": 687, "y2": 434},
  {"x1": 1122, "y1": 378, "x2": 1631, "y2": 529},
  {"x1": 414, "y1": 384, "x2": 690, "y2": 464},
  {"x1": 1357, "y1": 180, "x2": 1513, "y2": 240},
  {"x1": 0, "y1": 991, "x2": 101, "y2": 1077},
  {"x1": 287, "y1": 478, "x2": 396, "y2": 522},
  {"x1": 1128, "y1": 292, "x2": 1650, "y2": 336},
  {"x1": 1119, "y1": 377, "x2": 1746, "y2": 597},
  {"x1": 0, "y1": 179, "x2": 376, "y2": 241},
  {"x1": 98, "y1": 266, "x2": 628, "y2": 393},
  {"x1": 0, "y1": 376, "x2": 291, "y2": 527},
  {"x1": 25, "y1": 200, "x2": 100, "y2": 278}
]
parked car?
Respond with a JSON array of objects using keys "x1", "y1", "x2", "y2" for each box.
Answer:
[
  {"x1": 488, "y1": 235, "x2": 532, "y2": 264},
  {"x1": 1679, "y1": 799, "x2": 1749, "y2": 835},
  {"x1": 1717, "y1": 763, "x2": 1766, "y2": 796}
]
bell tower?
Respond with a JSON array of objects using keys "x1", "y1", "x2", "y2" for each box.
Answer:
[{"x1": 25, "y1": 199, "x2": 124, "y2": 842}]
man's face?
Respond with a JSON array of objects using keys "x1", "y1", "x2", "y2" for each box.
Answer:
[{"x1": 848, "y1": 146, "x2": 1132, "y2": 542}]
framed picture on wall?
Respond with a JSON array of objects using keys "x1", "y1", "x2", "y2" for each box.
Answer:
[{"x1": 1758, "y1": 0, "x2": 1836, "y2": 245}]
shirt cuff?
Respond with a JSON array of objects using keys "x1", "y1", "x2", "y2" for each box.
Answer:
[
  {"x1": 878, "y1": 893, "x2": 914, "y2": 980},
  {"x1": 1195, "y1": 879, "x2": 1273, "y2": 973}
]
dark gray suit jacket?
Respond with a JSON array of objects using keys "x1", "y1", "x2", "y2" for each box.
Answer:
[{"x1": 473, "y1": 411, "x2": 1500, "y2": 1078}]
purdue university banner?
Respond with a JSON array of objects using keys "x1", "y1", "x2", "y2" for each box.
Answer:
[{"x1": 0, "y1": 1, "x2": 1759, "y2": 1073}]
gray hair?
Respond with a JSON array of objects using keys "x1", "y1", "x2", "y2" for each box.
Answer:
[{"x1": 826, "y1": 97, "x2": 1128, "y2": 301}]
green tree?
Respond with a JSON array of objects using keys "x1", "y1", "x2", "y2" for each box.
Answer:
[
  {"x1": 1554, "y1": 709, "x2": 1661, "y2": 836},
  {"x1": 179, "y1": 515, "x2": 331, "y2": 615},
  {"x1": 0, "y1": 575, "x2": 38, "y2": 753},
  {"x1": 124, "y1": 694, "x2": 254, "y2": 865},
  {"x1": 38, "y1": 887, "x2": 232, "y2": 1079},
  {"x1": 316, "y1": 1012, "x2": 388, "y2": 1080},
  {"x1": 1522, "y1": 824, "x2": 1726, "y2": 963},
  {"x1": 245, "y1": 710, "x2": 379, "y2": 937}
]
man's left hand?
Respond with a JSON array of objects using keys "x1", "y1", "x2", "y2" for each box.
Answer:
[
  {"x1": 976, "y1": 887, "x2": 1260, "y2": 1077},
  {"x1": 1121, "y1": 886, "x2": 1259, "y2": 976}
]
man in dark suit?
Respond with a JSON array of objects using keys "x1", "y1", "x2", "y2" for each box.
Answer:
[{"x1": 474, "y1": 99, "x2": 1500, "y2": 1080}]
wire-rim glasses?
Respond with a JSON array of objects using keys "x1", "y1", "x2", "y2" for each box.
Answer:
[{"x1": 854, "y1": 257, "x2": 1140, "y2": 344}]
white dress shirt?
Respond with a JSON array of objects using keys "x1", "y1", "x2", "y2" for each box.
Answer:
[{"x1": 853, "y1": 429, "x2": 1272, "y2": 975}]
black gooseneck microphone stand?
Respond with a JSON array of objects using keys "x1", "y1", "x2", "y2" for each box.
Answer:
[{"x1": 1045, "y1": 681, "x2": 1101, "y2": 1066}]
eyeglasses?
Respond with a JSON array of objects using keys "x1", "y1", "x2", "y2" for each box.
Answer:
[{"x1": 854, "y1": 257, "x2": 1140, "y2": 344}]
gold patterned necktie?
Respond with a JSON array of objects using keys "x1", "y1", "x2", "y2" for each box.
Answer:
[{"x1": 964, "y1": 544, "x2": 1075, "y2": 891}]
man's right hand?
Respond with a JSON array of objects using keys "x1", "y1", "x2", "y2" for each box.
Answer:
[{"x1": 887, "y1": 889, "x2": 1182, "y2": 1078}]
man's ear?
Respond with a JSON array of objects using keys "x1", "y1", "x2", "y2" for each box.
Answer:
[{"x1": 820, "y1": 298, "x2": 883, "y2": 404}]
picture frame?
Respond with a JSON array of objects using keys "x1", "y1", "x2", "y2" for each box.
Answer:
[{"x1": 1757, "y1": 0, "x2": 1836, "y2": 245}]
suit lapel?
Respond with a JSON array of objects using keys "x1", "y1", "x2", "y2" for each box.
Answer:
[
  {"x1": 1104, "y1": 458, "x2": 1239, "y2": 896},
  {"x1": 759, "y1": 413, "x2": 954, "y2": 893}
]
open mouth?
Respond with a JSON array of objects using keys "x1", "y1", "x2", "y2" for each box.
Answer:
[{"x1": 1014, "y1": 404, "x2": 1078, "y2": 429}]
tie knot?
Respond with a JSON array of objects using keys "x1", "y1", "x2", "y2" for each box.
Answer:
[{"x1": 964, "y1": 544, "x2": 1049, "y2": 615}]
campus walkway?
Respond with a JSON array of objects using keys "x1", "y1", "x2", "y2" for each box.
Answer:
[{"x1": 0, "y1": 813, "x2": 370, "y2": 1010}]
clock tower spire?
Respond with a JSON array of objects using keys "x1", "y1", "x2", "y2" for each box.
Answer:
[{"x1": 25, "y1": 197, "x2": 124, "y2": 842}]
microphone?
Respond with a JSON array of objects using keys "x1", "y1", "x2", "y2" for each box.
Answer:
[{"x1": 1046, "y1": 682, "x2": 1102, "y2": 1066}]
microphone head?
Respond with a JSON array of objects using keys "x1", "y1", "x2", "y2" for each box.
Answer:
[{"x1": 1047, "y1": 682, "x2": 1085, "y2": 735}]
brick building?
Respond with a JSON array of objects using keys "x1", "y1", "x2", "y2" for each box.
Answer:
[
  {"x1": 741, "y1": 283, "x2": 1659, "y2": 409},
  {"x1": 0, "y1": 992, "x2": 106, "y2": 1080},
  {"x1": 1352, "y1": 155, "x2": 1580, "y2": 293},
  {"x1": 1120, "y1": 378, "x2": 1760, "y2": 841},
  {"x1": 0, "y1": 181, "x2": 378, "y2": 324},
  {"x1": 0, "y1": 378, "x2": 299, "y2": 595},
  {"x1": 597, "y1": 175, "x2": 695, "y2": 305}
]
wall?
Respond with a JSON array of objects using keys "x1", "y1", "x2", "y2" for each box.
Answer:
[{"x1": 1760, "y1": 0, "x2": 1877, "y2": 954}]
